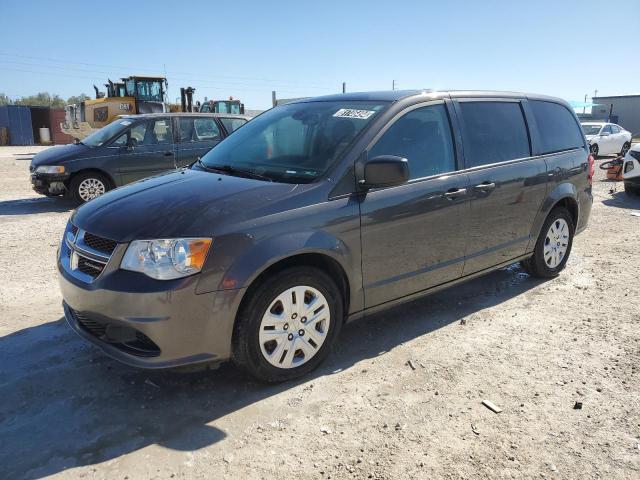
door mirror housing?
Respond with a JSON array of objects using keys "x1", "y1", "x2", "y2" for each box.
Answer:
[
  {"x1": 360, "y1": 155, "x2": 409, "y2": 188},
  {"x1": 126, "y1": 137, "x2": 138, "y2": 150},
  {"x1": 600, "y1": 131, "x2": 610, "y2": 137}
]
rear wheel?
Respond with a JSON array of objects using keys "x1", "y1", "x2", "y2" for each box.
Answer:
[
  {"x1": 625, "y1": 182, "x2": 640, "y2": 196},
  {"x1": 68, "y1": 171, "x2": 112, "y2": 205},
  {"x1": 621, "y1": 142, "x2": 631, "y2": 156},
  {"x1": 521, "y1": 207, "x2": 574, "y2": 278},
  {"x1": 590, "y1": 143, "x2": 599, "y2": 158},
  {"x1": 232, "y1": 266, "x2": 343, "y2": 382}
]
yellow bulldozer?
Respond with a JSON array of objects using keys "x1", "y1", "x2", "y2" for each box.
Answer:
[{"x1": 61, "y1": 76, "x2": 168, "y2": 140}]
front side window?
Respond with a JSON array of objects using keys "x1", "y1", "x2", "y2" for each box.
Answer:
[
  {"x1": 220, "y1": 117, "x2": 247, "y2": 134},
  {"x1": 135, "y1": 80, "x2": 163, "y2": 102},
  {"x1": 530, "y1": 100, "x2": 584, "y2": 154},
  {"x1": 150, "y1": 119, "x2": 172, "y2": 144},
  {"x1": 199, "y1": 101, "x2": 387, "y2": 183},
  {"x1": 610, "y1": 125, "x2": 620, "y2": 133},
  {"x1": 369, "y1": 104, "x2": 455, "y2": 179},
  {"x1": 601, "y1": 125, "x2": 612, "y2": 134},
  {"x1": 458, "y1": 101, "x2": 530, "y2": 167},
  {"x1": 113, "y1": 119, "x2": 172, "y2": 147}
]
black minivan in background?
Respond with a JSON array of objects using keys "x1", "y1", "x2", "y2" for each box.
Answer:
[
  {"x1": 30, "y1": 113, "x2": 251, "y2": 204},
  {"x1": 58, "y1": 90, "x2": 593, "y2": 382}
]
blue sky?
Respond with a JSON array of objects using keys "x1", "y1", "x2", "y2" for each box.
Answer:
[{"x1": 0, "y1": 0, "x2": 637, "y2": 109}]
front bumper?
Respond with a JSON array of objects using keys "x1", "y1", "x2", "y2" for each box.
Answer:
[
  {"x1": 58, "y1": 234, "x2": 246, "y2": 369},
  {"x1": 30, "y1": 171, "x2": 70, "y2": 195}
]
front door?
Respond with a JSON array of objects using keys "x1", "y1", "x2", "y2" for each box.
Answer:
[
  {"x1": 115, "y1": 118, "x2": 176, "y2": 184},
  {"x1": 359, "y1": 103, "x2": 471, "y2": 308},
  {"x1": 454, "y1": 100, "x2": 548, "y2": 274},
  {"x1": 598, "y1": 125, "x2": 615, "y2": 155},
  {"x1": 176, "y1": 116, "x2": 223, "y2": 168}
]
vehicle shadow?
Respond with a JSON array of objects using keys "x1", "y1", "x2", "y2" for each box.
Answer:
[
  {"x1": 0, "y1": 197, "x2": 73, "y2": 216},
  {"x1": 601, "y1": 189, "x2": 640, "y2": 210},
  {"x1": 0, "y1": 264, "x2": 543, "y2": 479}
]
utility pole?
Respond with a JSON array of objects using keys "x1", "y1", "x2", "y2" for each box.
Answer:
[
  {"x1": 272, "y1": 90, "x2": 277, "y2": 108},
  {"x1": 583, "y1": 94, "x2": 587, "y2": 114},
  {"x1": 342, "y1": 82, "x2": 346, "y2": 93},
  {"x1": 392, "y1": 80, "x2": 396, "y2": 91}
]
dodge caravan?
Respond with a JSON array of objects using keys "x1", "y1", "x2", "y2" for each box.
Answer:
[{"x1": 58, "y1": 90, "x2": 593, "y2": 382}]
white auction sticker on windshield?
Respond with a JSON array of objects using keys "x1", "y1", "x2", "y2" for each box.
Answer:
[{"x1": 333, "y1": 108, "x2": 375, "y2": 120}]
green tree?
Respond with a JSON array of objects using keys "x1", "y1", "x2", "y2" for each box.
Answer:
[
  {"x1": 14, "y1": 92, "x2": 66, "y2": 108},
  {"x1": 67, "y1": 93, "x2": 90, "y2": 105}
]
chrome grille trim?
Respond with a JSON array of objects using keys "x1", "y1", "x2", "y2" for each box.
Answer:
[{"x1": 61, "y1": 223, "x2": 117, "y2": 283}]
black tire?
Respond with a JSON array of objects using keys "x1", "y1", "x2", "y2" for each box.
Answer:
[
  {"x1": 232, "y1": 266, "x2": 344, "y2": 383},
  {"x1": 590, "y1": 143, "x2": 599, "y2": 158},
  {"x1": 625, "y1": 182, "x2": 640, "y2": 196},
  {"x1": 68, "y1": 171, "x2": 112, "y2": 205},
  {"x1": 620, "y1": 142, "x2": 631, "y2": 156},
  {"x1": 522, "y1": 207, "x2": 574, "y2": 279}
]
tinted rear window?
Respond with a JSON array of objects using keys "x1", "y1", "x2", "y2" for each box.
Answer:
[
  {"x1": 458, "y1": 101, "x2": 530, "y2": 167},
  {"x1": 530, "y1": 100, "x2": 584, "y2": 154}
]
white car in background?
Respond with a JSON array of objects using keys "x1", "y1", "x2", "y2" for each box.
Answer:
[
  {"x1": 622, "y1": 143, "x2": 640, "y2": 195},
  {"x1": 581, "y1": 122, "x2": 632, "y2": 157}
]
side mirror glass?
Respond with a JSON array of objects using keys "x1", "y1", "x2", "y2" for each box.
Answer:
[{"x1": 360, "y1": 155, "x2": 409, "y2": 188}]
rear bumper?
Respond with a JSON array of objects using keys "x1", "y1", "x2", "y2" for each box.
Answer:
[{"x1": 59, "y1": 257, "x2": 246, "y2": 369}]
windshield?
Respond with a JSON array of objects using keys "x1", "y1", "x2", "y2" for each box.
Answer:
[
  {"x1": 82, "y1": 119, "x2": 133, "y2": 147},
  {"x1": 198, "y1": 101, "x2": 387, "y2": 183},
  {"x1": 581, "y1": 124, "x2": 602, "y2": 136}
]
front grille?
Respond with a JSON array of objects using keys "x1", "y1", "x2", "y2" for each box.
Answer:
[
  {"x1": 83, "y1": 232, "x2": 117, "y2": 254},
  {"x1": 73, "y1": 309, "x2": 161, "y2": 357},
  {"x1": 77, "y1": 256, "x2": 105, "y2": 278}
]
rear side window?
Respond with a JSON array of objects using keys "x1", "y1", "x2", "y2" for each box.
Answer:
[
  {"x1": 529, "y1": 100, "x2": 584, "y2": 154},
  {"x1": 458, "y1": 102, "x2": 530, "y2": 167},
  {"x1": 369, "y1": 104, "x2": 455, "y2": 179}
]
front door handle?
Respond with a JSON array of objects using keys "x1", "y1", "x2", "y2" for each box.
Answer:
[
  {"x1": 443, "y1": 188, "x2": 467, "y2": 199},
  {"x1": 474, "y1": 182, "x2": 496, "y2": 191},
  {"x1": 163, "y1": 151, "x2": 173, "y2": 157}
]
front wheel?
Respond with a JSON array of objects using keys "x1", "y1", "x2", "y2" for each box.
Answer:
[
  {"x1": 521, "y1": 207, "x2": 574, "y2": 278},
  {"x1": 621, "y1": 142, "x2": 631, "y2": 156},
  {"x1": 68, "y1": 172, "x2": 111, "y2": 205},
  {"x1": 232, "y1": 267, "x2": 343, "y2": 382}
]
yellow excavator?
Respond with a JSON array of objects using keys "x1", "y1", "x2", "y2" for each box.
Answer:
[{"x1": 61, "y1": 76, "x2": 168, "y2": 139}]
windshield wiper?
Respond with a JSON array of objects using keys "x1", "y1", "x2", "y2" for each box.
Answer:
[{"x1": 195, "y1": 160, "x2": 273, "y2": 182}]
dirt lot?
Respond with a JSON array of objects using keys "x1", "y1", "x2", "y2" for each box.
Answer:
[{"x1": 0, "y1": 147, "x2": 638, "y2": 480}]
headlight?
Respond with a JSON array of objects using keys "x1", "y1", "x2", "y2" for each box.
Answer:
[
  {"x1": 121, "y1": 238, "x2": 212, "y2": 280},
  {"x1": 35, "y1": 165, "x2": 66, "y2": 174}
]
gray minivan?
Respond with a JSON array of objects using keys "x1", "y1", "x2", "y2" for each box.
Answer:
[
  {"x1": 58, "y1": 90, "x2": 593, "y2": 382},
  {"x1": 30, "y1": 113, "x2": 250, "y2": 204}
]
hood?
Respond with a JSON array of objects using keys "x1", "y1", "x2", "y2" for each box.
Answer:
[
  {"x1": 30, "y1": 144, "x2": 89, "y2": 168},
  {"x1": 71, "y1": 169, "x2": 305, "y2": 242}
]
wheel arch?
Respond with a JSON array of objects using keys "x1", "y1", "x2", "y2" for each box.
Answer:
[
  {"x1": 66, "y1": 168, "x2": 116, "y2": 189},
  {"x1": 527, "y1": 183, "x2": 579, "y2": 252}
]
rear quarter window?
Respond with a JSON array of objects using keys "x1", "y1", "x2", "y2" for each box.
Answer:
[
  {"x1": 530, "y1": 100, "x2": 584, "y2": 154},
  {"x1": 458, "y1": 101, "x2": 531, "y2": 167}
]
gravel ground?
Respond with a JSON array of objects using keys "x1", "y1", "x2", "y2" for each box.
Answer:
[{"x1": 0, "y1": 148, "x2": 638, "y2": 479}]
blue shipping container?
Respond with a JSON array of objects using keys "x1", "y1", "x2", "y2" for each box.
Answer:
[{"x1": 0, "y1": 105, "x2": 34, "y2": 145}]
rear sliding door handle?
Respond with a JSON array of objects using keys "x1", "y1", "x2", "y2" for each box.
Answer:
[
  {"x1": 474, "y1": 182, "x2": 496, "y2": 191},
  {"x1": 443, "y1": 188, "x2": 467, "y2": 199}
]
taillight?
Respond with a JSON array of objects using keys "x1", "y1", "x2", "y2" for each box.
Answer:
[{"x1": 588, "y1": 154, "x2": 595, "y2": 185}]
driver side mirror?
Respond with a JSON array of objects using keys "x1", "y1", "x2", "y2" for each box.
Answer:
[
  {"x1": 126, "y1": 137, "x2": 137, "y2": 151},
  {"x1": 600, "y1": 131, "x2": 610, "y2": 137},
  {"x1": 359, "y1": 155, "x2": 409, "y2": 188}
]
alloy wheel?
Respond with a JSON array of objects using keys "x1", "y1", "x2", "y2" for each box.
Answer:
[
  {"x1": 258, "y1": 285, "x2": 331, "y2": 369},
  {"x1": 78, "y1": 178, "x2": 106, "y2": 201}
]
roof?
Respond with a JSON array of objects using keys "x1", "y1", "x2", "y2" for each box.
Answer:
[
  {"x1": 289, "y1": 89, "x2": 569, "y2": 105},
  {"x1": 593, "y1": 94, "x2": 640, "y2": 100},
  {"x1": 121, "y1": 112, "x2": 252, "y2": 120},
  {"x1": 580, "y1": 121, "x2": 608, "y2": 125}
]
